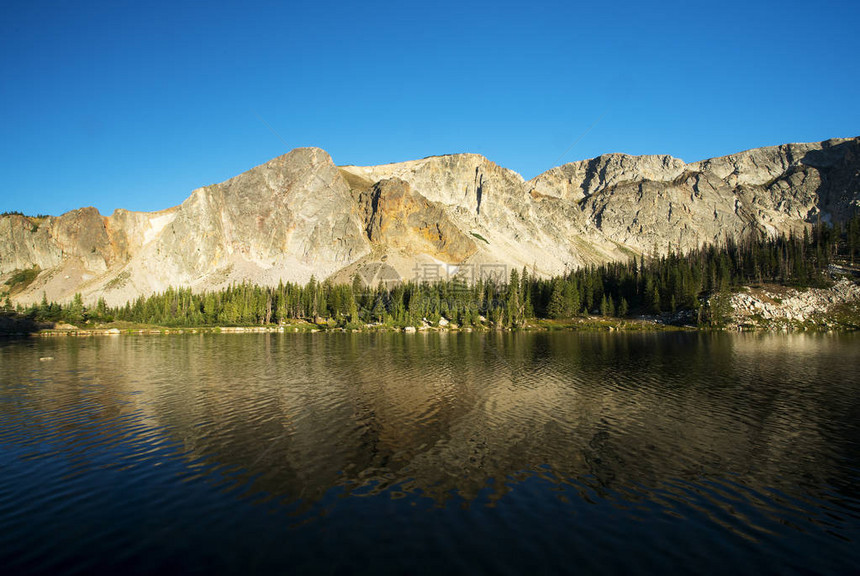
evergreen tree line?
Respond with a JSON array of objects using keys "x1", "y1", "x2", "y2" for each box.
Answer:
[
  {"x1": 1, "y1": 211, "x2": 51, "y2": 218},
  {"x1": 14, "y1": 212, "x2": 860, "y2": 328}
]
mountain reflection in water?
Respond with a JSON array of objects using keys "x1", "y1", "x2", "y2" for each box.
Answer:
[{"x1": 1, "y1": 332, "x2": 858, "y2": 575}]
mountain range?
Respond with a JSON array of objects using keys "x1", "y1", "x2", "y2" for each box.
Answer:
[{"x1": 2, "y1": 137, "x2": 858, "y2": 305}]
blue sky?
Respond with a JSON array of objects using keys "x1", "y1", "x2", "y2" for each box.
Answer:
[{"x1": 2, "y1": 0, "x2": 858, "y2": 216}]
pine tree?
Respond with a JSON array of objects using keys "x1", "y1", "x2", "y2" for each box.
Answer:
[
  {"x1": 547, "y1": 279, "x2": 566, "y2": 319},
  {"x1": 563, "y1": 281, "x2": 580, "y2": 317},
  {"x1": 95, "y1": 297, "x2": 108, "y2": 320},
  {"x1": 521, "y1": 267, "x2": 534, "y2": 318},
  {"x1": 505, "y1": 274, "x2": 521, "y2": 327},
  {"x1": 651, "y1": 287, "x2": 661, "y2": 314},
  {"x1": 67, "y1": 293, "x2": 85, "y2": 325}
]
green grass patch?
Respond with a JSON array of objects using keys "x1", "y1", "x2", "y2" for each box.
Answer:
[
  {"x1": 4, "y1": 267, "x2": 40, "y2": 292},
  {"x1": 470, "y1": 231, "x2": 489, "y2": 244},
  {"x1": 105, "y1": 270, "x2": 131, "y2": 289},
  {"x1": 827, "y1": 301, "x2": 860, "y2": 330}
]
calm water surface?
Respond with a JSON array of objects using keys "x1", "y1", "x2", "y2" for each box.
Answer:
[{"x1": 0, "y1": 332, "x2": 858, "y2": 575}]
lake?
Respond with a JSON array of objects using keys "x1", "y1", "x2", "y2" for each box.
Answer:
[{"x1": 1, "y1": 332, "x2": 858, "y2": 575}]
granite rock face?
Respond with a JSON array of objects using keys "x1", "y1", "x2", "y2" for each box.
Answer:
[
  {"x1": 355, "y1": 178, "x2": 477, "y2": 263},
  {"x1": 2, "y1": 137, "x2": 858, "y2": 305},
  {"x1": 2, "y1": 148, "x2": 371, "y2": 304},
  {"x1": 529, "y1": 154, "x2": 687, "y2": 203},
  {"x1": 532, "y1": 138, "x2": 860, "y2": 254}
]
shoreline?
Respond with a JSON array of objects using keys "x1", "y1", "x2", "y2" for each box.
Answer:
[
  {"x1": 27, "y1": 320, "x2": 689, "y2": 337},
  {"x1": 4, "y1": 319, "x2": 857, "y2": 338}
]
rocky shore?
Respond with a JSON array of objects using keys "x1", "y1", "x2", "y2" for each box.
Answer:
[{"x1": 724, "y1": 278, "x2": 860, "y2": 331}]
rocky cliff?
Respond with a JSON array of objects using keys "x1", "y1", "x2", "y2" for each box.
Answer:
[{"x1": 2, "y1": 137, "x2": 858, "y2": 305}]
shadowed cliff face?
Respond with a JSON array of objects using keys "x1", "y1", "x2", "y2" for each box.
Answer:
[
  {"x1": 799, "y1": 139, "x2": 860, "y2": 222},
  {"x1": 1, "y1": 137, "x2": 858, "y2": 305}
]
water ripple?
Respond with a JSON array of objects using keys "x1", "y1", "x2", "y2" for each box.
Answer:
[{"x1": 0, "y1": 332, "x2": 858, "y2": 574}]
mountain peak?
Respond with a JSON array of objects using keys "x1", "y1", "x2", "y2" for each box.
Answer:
[{"x1": 2, "y1": 137, "x2": 858, "y2": 305}]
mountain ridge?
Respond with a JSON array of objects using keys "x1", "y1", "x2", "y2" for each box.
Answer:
[{"x1": 2, "y1": 137, "x2": 858, "y2": 306}]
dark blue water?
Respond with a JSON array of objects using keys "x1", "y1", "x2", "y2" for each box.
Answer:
[{"x1": 1, "y1": 332, "x2": 858, "y2": 575}]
